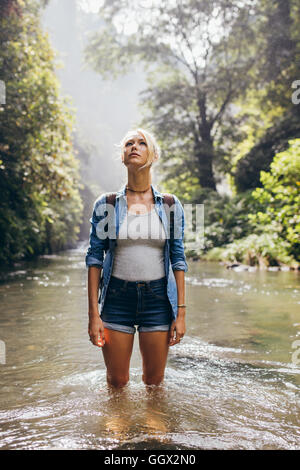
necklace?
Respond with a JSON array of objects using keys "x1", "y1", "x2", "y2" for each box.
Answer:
[{"x1": 126, "y1": 184, "x2": 151, "y2": 193}]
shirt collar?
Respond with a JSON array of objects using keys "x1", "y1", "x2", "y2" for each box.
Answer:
[{"x1": 116, "y1": 183, "x2": 163, "y2": 202}]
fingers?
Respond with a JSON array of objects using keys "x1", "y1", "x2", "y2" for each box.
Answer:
[
  {"x1": 89, "y1": 325, "x2": 106, "y2": 348},
  {"x1": 90, "y1": 333, "x2": 105, "y2": 348},
  {"x1": 168, "y1": 323, "x2": 176, "y2": 346},
  {"x1": 169, "y1": 335, "x2": 182, "y2": 346},
  {"x1": 98, "y1": 327, "x2": 106, "y2": 347},
  {"x1": 168, "y1": 324, "x2": 184, "y2": 347}
]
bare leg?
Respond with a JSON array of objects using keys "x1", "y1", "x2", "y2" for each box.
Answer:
[
  {"x1": 101, "y1": 328, "x2": 134, "y2": 388},
  {"x1": 138, "y1": 331, "x2": 170, "y2": 386}
]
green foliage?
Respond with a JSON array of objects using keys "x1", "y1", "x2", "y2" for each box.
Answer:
[
  {"x1": 204, "y1": 140, "x2": 300, "y2": 267},
  {"x1": 159, "y1": 172, "x2": 204, "y2": 204},
  {"x1": 0, "y1": 0, "x2": 83, "y2": 264},
  {"x1": 84, "y1": 0, "x2": 300, "y2": 197},
  {"x1": 234, "y1": 107, "x2": 300, "y2": 192},
  {"x1": 206, "y1": 233, "x2": 296, "y2": 267},
  {"x1": 249, "y1": 139, "x2": 300, "y2": 261},
  {"x1": 202, "y1": 191, "x2": 255, "y2": 251},
  {"x1": 180, "y1": 190, "x2": 255, "y2": 258},
  {"x1": 85, "y1": 0, "x2": 258, "y2": 190},
  {"x1": 160, "y1": 174, "x2": 256, "y2": 255},
  {"x1": 233, "y1": 0, "x2": 300, "y2": 191}
]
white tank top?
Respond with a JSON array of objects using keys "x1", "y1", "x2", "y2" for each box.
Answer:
[{"x1": 111, "y1": 207, "x2": 166, "y2": 281}]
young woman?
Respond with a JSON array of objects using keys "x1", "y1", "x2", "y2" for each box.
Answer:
[{"x1": 86, "y1": 128, "x2": 188, "y2": 388}]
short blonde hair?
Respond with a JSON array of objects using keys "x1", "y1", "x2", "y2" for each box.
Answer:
[{"x1": 120, "y1": 128, "x2": 160, "y2": 170}]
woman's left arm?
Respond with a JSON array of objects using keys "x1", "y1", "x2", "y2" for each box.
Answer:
[
  {"x1": 168, "y1": 195, "x2": 188, "y2": 346},
  {"x1": 169, "y1": 270, "x2": 186, "y2": 346}
]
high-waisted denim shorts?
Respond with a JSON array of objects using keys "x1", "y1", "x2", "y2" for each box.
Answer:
[{"x1": 101, "y1": 275, "x2": 173, "y2": 334}]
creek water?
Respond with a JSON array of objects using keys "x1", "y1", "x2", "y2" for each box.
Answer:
[{"x1": 0, "y1": 242, "x2": 299, "y2": 449}]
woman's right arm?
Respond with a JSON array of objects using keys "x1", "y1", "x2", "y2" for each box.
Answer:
[
  {"x1": 88, "y1": 266, "x2": 105, "y2": 347},
  {"x1": 86, "y1": 195, "x2": 108, "y2": 348},
  {"x1": 88, "y1": 266, "x2": 102, "y2": 314}
]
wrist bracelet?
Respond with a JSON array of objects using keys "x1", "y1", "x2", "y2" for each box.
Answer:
[{"x1": 178, "y1": 304, "x2": 186, "y2": 308}]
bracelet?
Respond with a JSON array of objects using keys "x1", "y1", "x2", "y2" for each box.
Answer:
[{"x1": 178, "y1": 304, "x2": 186, "y2": 308}]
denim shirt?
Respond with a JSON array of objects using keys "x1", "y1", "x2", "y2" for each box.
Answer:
[{"x1": 85, "y1": 183, "x2": 188, "y2": 320}]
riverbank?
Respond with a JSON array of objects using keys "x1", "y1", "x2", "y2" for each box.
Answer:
[
  {"x1": 186, "y1": 254, "x2": 299, "y2": 272},
  {"x1": 186, "y1": 240, "x2": 300, "y2": 272}
]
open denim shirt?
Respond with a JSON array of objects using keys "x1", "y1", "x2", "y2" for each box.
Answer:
[{"x1": 85, "y1": 183, "x2": 188, "y2": 320}]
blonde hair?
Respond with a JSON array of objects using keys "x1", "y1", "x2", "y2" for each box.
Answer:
[{"x1": 119, "y1": 128, "x2": 160, "y2": 171}]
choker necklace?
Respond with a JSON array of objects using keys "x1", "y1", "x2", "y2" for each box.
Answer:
[{"x1": 126, "y1": 185, "x2": 151, "y2": 193}]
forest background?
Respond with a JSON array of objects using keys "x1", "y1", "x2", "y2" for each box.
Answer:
[{"x1": 0, "y1": 0, "x2": 299, "y2": 269}]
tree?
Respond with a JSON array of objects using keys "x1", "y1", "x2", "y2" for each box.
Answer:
[
  {"x1": 84, "y1": 0, "x2": 257, "y2": 191},
  {"x1": 234, "y1": 106, "x2": 300, "y2": 192},
  {"x1": 249, "y1": 139, "x2": 300, "y2": 262},
  {"x1": 0, "y1": 0, "x2": 22, "y2": 17},
  {"x1": 205, "y1": 141, "x2": 300, "y2": 267},
  {"x1": 233, "y1": 0, "x2": 300, "y2": 191},
  {"x1": 0, "y1": 0, "x2": 82, "y2": 263}
]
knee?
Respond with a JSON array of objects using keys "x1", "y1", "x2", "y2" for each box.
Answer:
[
  {"x1": 107, "y1": 373, "x2": 129, "y2": 388},
  {"x1": 142, "y1": 373, "x2": 164, "y2": 386}
]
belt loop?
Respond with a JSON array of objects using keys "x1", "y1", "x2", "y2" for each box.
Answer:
[{"x1": 122, "y1": 280, "x2": 128, "y2": 290}]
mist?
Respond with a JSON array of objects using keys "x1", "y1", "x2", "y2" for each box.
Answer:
[{"x1": 41, "y1": 0, "x2": 149, "y2": 196}]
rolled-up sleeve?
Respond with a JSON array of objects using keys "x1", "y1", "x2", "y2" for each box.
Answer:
[
  {"x1": 170, "y1": 195, "x2": 188, "y2": 272},
  {"x1": 85, "y1": 195, "x2": 106, "y2": 268}
]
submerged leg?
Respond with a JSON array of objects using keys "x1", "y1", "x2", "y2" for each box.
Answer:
[{"x1": 138, "y1": 331, "x2": 170, "y2": 386}]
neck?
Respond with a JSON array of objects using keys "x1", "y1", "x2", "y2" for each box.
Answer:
[{"x1": 127, "y1": 171, "x2": 152, "y2": 192}]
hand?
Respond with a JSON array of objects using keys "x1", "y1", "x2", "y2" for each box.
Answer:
[
  {"x1": 168, "y1": 316, "x2": 186, "y2": 346},
  {"x1": 88, "y1": 315, "x2": 105, "y2": 348}
]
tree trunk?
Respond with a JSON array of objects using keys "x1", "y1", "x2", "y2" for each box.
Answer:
[
  {"x1": 194, "y1": 144, "x2": 216, "y2": 190},
  {"x1": 194, "y1": 94, "x2": 217, "y2": 190},
  {"x1": 194, "y1": 126, "x2": 216, "y2": 191}
]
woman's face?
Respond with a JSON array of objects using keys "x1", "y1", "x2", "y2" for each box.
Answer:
[{"x1": 122, "y1": 133, "x2": 149, "y2": 169}]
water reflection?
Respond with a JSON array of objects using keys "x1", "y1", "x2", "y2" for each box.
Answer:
[
  {"x1": 0, "y1": 244, "x2": 299, "y2": 449},
  {"x1": 101, "y1": 385, "x2": 170, "y2": 444}
]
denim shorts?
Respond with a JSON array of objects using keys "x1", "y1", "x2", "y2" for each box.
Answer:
[{"x1": 101, "y1": 275, "x2": 173, "y2": 334}]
